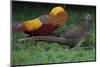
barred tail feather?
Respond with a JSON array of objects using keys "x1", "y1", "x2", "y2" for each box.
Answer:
[{"x1": 18, "y1": 36, "x2": 74, "y2": 43}]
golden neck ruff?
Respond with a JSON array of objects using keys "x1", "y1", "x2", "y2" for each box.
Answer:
[{"x1": 46, "y1": 11, "x2": 68, "y2": 26}]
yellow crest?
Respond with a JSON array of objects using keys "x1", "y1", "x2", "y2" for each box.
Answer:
[{"x1": 49, "y1": 6, "x2": 64, "y2": 15}]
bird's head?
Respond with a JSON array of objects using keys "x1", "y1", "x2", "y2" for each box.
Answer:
[
  {"x1": 47, "y1": 6, "x2": 68, "y2": 27},
  {"x1": 49, "y1": 6, "x2": 65, "y2": 15},
  {"x1": 81, "y1": 14, "x2": 92, "y2": 22},
  {"x1": 79, "y1": 14, "x2": 93, "y2": 31}
]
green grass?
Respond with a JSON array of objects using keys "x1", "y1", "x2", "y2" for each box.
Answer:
[
  {"x1": 12, "y1": 32, "x2": 96, "y2": 65},
  {"x1": 12, "y1": 3, "x2": 96, "y2": 65}
]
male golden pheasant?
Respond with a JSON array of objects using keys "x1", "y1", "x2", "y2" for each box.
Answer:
[{"x1": 13, "y1": 6, "x2": 68, "y2": 36}]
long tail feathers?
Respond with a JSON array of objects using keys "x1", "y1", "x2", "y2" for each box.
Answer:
[{"x1": 18, "y1": 36, "x2": 73, "y2": 43}]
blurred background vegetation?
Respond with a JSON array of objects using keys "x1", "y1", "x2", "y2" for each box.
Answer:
[{"x1": 12, "y1": 1, "x2": 96, "y2": 65}]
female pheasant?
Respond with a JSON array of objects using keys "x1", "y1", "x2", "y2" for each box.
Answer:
[{"x1": 13, "y1": 6, "x2": 68, "y2": 36}]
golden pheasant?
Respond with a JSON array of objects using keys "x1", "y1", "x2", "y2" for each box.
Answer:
[
  {"x1": 18, "y1": 14, "x2": 92, "y2": 49},
  {"x1": 13, "y1": 6, "x2": 68, "y2": 36}
]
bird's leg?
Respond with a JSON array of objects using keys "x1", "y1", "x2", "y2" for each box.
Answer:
[
  {"x1": 26, "y1": 34, "x2": 33, "y2": 37},
  {"x1": 26, "y1": 32, "x2": 35, "y2": 37},
  {"x1": 71, "y1": 31, "x2": 92, "y2": 50},
  {"x1": 71, "y1": 36, "x2": 86, "y2": 50},
  {"x1": 74, "y1": 30, "x2": 92, "y2": 49},
  {"x1": 84, "y1": 30, "x2": 91, "y2": 42}
]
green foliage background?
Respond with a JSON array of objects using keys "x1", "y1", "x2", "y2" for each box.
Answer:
[{"x1": 12, "y1": 1, "x2": 96, "y2": 65}]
